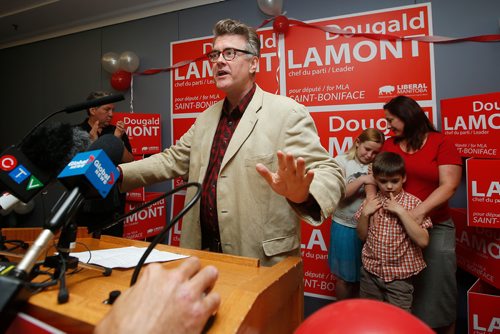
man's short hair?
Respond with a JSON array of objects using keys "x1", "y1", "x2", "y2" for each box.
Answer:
[
  {"x1": 372, "y1": 152, "x2": 406, "y2": 178},
  {"x1": 86, "y1": 91, "x2": 112, "y2": 115},
  {"x1": 87, "y1": 91, "x2": 111, "y2": 101},
  {"x1": 213, "y1": 18, "x2": 260, "y2": 58}
]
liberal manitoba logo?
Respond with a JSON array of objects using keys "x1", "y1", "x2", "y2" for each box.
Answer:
[{"x1": 378, "y1": 83, "x2": 428, "y2": 96}]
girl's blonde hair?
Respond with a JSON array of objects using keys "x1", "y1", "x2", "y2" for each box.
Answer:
[{"x1": 346, "y1": 128, "x2": 385, "y2": 160}]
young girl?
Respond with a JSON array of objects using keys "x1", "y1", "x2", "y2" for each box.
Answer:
[{"x1": 328, "y1": 128, "x2": 385, "y2": 300}]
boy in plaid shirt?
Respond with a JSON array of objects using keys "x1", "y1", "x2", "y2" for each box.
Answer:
[{"x1": 355, "y1": 152, "x2": 432, "y2": 312}]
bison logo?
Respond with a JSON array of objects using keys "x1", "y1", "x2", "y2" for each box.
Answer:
[{"x1": 378, "y1": 85, "x2": 395, "y2": 95}]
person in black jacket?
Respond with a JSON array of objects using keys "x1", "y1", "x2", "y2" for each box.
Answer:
[{"x1": 76, "y1": 91, "x2": 134, "y2": 237}]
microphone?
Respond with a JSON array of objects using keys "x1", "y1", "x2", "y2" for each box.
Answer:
[
  {"x1": 11, "y1": 135, "x2": 122, "y2": 278},
  {"x1": 57, "y1": 134, "x2": 123, "y2": 199},
  {"x1": 17, "y1": 94, "x2": 124, "y2": 149},
  {"x1": 62, "y1": 94, "x2": 125, "y2": 114},
  {"x1": 0, "y1": 123, "x2": 90, "y2": 211},
  {"x1": 87, "y1": 134, "x2": 124, "y2": 166},
  {"x1": 0, "y1": 135, "x2": 122, "y2": 330}
]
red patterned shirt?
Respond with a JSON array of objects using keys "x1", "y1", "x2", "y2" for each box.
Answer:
[
  {"x1": 355, "y1": 190, "x2": 433, "y2": 282},
  {"x1": 200, "y1": 84, "x2": 256, "y2": 252}
]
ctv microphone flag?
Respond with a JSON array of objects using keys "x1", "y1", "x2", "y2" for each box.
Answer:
[
  {"x1": 0, "y1": 147, "x2": 50, "y2": 203},
  {"x1": 58, "y1": 149, "x2": 119, "y2": 198}
]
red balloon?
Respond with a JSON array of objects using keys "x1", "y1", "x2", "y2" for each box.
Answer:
[
  {"x1": 295, "y1": 299, "x2": 434, "y2": 334},
  {"x1": 110, "y1": 70, "x2": 132, "y2": 91},
  {"x1": 273, "y1": 15, "x2": 289, "y2": 34}
]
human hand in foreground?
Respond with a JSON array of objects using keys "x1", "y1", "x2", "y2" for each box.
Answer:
[
  {"x1": 256, "y1": 151, "x2": 314, "y2": 204},
  {"x1": 94, "y1": 257, "x2": 220, "y2": 334}
]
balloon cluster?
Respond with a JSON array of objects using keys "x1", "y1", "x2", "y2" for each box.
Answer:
[{"x1": 101, "y1": 51, "x2": 140, "y2": 91}]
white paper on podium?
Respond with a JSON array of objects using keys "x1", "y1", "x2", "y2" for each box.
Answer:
[{"x1": 70, "y1": 246, "x2": 189, "y2": 268}]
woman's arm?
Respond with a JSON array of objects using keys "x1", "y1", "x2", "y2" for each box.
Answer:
[
  {"x1": 399, "y1": 210, "x2": 429, "y2": 248},
  {"x1": 411, "y1": 164, "x2": 462, "y2": 224}
]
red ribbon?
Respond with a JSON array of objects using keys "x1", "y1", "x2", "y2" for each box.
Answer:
[
  {"x1": 134, "y1": 16, "x2": 500, "y2": 77},
  {"x1": 134, "y1": 54, "x2": 207, "y2": 76},
  {"x1": 284, "y1": 17, "x2": 500, "y2": 43}
]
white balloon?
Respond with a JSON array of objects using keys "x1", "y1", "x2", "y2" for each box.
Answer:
[
  {"x1": 119, "y1": 51, "x2": 140, "y2": 73},
  {"x1": 257, "y1": 0, "x2": 283, "y2": 16},
  {"x1": 101, "y1": 52, "x2": 120, "y2": 73}
]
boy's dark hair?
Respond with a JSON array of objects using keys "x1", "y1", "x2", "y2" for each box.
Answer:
[{"x1": 372, "y1": 152, "x2": 406, "y2": 177}]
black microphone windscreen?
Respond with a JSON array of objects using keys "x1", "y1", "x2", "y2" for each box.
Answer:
[
  {"x1": 20, "y1": 123, "x2": 91, "y2": 178},
  {"x1": 63, "y1": 94, "x2": 125, "y2": 114},
  {"x1": 88, "y1": 134, "x2": 124, "y2": 165}
]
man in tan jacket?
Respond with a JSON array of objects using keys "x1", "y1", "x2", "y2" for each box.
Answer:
[{"x1": 119, "y1": 19, "x2": 345, "y2": 266}]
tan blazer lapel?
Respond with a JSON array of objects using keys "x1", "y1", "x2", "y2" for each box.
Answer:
[
  {"x1": 199, "y1": 101, "x2": 223, "y2": 170},
  {"x1": 220, "y1": 87, "x2": 264, "y2": 170}
]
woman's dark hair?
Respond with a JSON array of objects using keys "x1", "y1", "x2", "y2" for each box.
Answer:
[{"x1": 384, "y1": 95, "x2": 437, "y2": 151}]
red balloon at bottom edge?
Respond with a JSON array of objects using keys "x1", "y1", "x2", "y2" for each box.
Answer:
[
  {"x1": 110, "y1": 70, "x2": 132, "y2": 91},
  {"x1": 295, "y1": 299, "x2": 433, "y2": 334}
]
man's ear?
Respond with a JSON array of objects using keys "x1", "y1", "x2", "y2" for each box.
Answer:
[
  {"x1": 402, "y1": 175, "x2": 407, "y2": 184},
  {"x1": 249, "y1": 56, "x2": 258, "y2": 74},
  {"x1": 89, "y1": 107, "x2": 96, "y2": 116}
]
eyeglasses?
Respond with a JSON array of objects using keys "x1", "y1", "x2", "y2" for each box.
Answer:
[{"x1": 206, "y1": 48, "x2": 255, "y2": 63}]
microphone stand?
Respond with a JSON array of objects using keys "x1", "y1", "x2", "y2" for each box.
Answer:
[
  {"x1": 0, "y1": 186, "x2": 80, "y2": 333},
  {"x1": 128, "y1": 182, "x2": 201, "y2": 286},
  {"x1": 0, "y1": 186, "x2": 112, "y2": 327},
  {"x1": 36, "y1": 192, "x2": 112, "y2": 304}
]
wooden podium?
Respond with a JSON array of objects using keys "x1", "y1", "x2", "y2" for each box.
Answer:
[{"x1": 10, "y1": 235, "x2": 303, "y2": 333}]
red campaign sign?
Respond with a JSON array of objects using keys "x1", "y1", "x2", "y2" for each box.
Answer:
[
  {"x1": 284, "y1": 4, "x2": 433, "y2": 107},
  {"x1": 311, "y1": 109, "x2": 388, "y2": 157},
  {"x1": 172, "y1": 117, "x2": 197, "y2": 142},
  {"x1": 255, "y1": 28, "x2": 282, "y2": 95},
  {"x1": 466, "y1": 159, "x2": 500, "y2": 229},
  {"x1": 171, "y1": 28, "x2": 280, "y2": 115},
  {"x1": 112, "y1": 113, "x2": 162, "y2": 155},
  {"x1": 125, "y1": 155, "x2": 146, "y2": 202},
  {"x1": 309, "y1": 106, "x2": 434, "y2": 157},
  {"x1": 301, "y1": 219, "x2": 336, "y2": 299},
  {"x1": 441, "y1": 92, "x2": 500, "y2": 159},
  {"x1": 453, "y1": 208, "x2": 500, "y2": 289},
  {"x1": 126, "y1": 188, "x2": 145, "y2": 202},
  {"x1": 123, "y1": 192, "x2": 167, "y2": 240},
  {"x1": 467, "y1": 279, "x2": 500, "y2": 334},
  {"x1": 167, "y1": 193, "x2": 185, "y2": 247}
]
